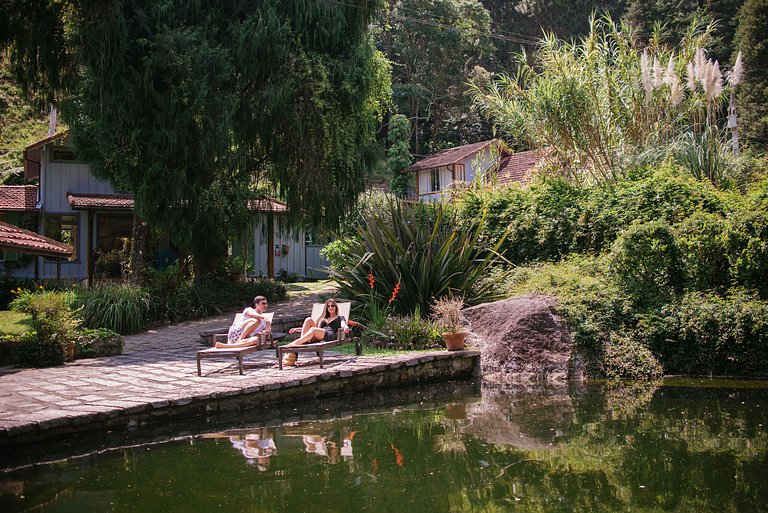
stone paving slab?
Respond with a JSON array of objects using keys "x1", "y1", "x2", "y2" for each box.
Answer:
[{"x1": 0, "y1": 286, "x2": 480, "y2": 448}]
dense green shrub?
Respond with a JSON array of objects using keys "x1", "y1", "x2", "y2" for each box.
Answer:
[
  {"x1": 608, "y1": 221, "x2": 686, "y2": 304},
  {"x1": 726, "y1": 211, "x2": 768, "y2": 298},
  {"x1": 320, "y1": 239, "x2": 355, "y2": 272},
  {"x1": 638, "y1": 291, "x2": 768, "y2": 377},
  {"x1": 75, "y1": 328, "x2": 123, "y2": 358},
  {"x1": 600, "y1": 333, "x2": 664, "y2": 381},
  {"x1": 577, "y1": 167, "x2": 731, "y2": 252},
  {"x1": 453, "y1": 166, "x2": 734, "y2": 265},
  {"x1": 142, "y1": 272, "x2": 287, "y2": 325},
  {"x1": 15, "y1": 291, "x2": 81, "y2": 367},
  {"x1": 76, "y1": 284, "x2": 151, "y2": 334},
  {"x1": 0, "y1": 278, "x2": 78, "y2": 309},
  {"x1": 330, "y1": 199, "x2": 509, "y2": 318},
  {"x1": 454, "y1": 177, "x2": 584, "y2": 263},
  {"x1": 677, "y1": 213, "x2": 731, "y2": 292},
  {"x1": 363, "y1": 312, "x2": 443, "y2": 350}
]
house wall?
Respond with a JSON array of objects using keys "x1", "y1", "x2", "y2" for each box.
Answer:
[
  {"x1": 249, "y1": 217, "x2": 331, "y2": 278},
  {"x1": 417, "y1": 165, "x2": 453, "y2": 202},
  {"x1": 10, "y1": 140, "x2": 122, "y2": 280},
  {"x1": 416, "y1": 145, "x2": 501, "y2": 202},
  {"x1": 463, "y1": 146, "x2": 498, "y2": 183}
]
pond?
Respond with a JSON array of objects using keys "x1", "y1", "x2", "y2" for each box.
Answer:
[{"x1": 1, "y1": 378, "x2": 767, "y2": 512}]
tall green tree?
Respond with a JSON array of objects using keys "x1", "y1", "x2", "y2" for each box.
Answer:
[
  {"x1": 734, "y1": 0, "x2": 768, "y2": 151},
  {"x1": 382, "y1": 0, "x2": 494, "y2": 153},
  {"x1": 387, "y1": 114, "x2": 413, "y2": 196},
  {"x1": 1, "y1": 0, "x2": 391, "y2": 278},
  {"x1": 625, "y1": 0, "x2": 744, "y2": 64},
  {"x1": 481, "y1": 0, "x2": 628, "y2": 69}
]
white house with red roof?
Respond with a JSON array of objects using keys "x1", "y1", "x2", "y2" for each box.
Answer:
[
  {"x1": 0, "y1": 133, "x2": 324, "y2": 281},
  {"x1": 402, "y1": 139, "x2": 546, "y2": 201}
]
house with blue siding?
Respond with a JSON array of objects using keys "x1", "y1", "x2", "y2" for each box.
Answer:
[
  {"x1": 0, "y1": 133, "x2": 327, "y2": 281},
  {"x1": 403, "y1": 139, "x2": 546, "y2": 201}
]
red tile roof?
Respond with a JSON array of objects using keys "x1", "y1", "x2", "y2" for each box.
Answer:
[
  {"x1": 248, "y1": 198, "x2": 287, "y2": 213},
  {"x1": 403, "y1": 140, "x2": 508, "y2": 173},
  {"x1": 496, "y1": 150, "x2": 548, "y2": 186},
  {"x1": 67, "y1": 193, "x2": 134, "y2": 210},
  {"x1": 0, "y1": 221, "x2": 72, "y2": 258},
  {"x1": 0, "y1": 186, "x2": 38, "y2": 211}
]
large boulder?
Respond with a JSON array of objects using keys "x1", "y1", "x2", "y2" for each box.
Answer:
[{"x1": 463, "y1": 294, "x2": 582, "y2": 384}]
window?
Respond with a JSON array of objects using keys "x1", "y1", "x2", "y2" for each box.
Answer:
[
  {"x1": 430, "y1": 169, "x2": 440, "y2": 192},
  {"x1": 50, "y1": 147, "x2": 81, "y2": 163},
  {"x1": 45, "y1": 214, "x2": 78, "y2": 261}
]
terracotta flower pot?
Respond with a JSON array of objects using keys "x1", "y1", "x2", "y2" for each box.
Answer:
[
  {"x1": 442, "y1": 332, "x2": 465, "y2": 351},
  {"x1": 62, "y1": 342, "x2": 75, "y2": 362}
]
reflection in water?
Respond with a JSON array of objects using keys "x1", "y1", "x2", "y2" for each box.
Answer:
[
  {"x1": 202, "y1": 428, "x2": 277, "y2": 471},
  {"x1": 1, "y1": 379, "x2": 767, "y2": 513}
]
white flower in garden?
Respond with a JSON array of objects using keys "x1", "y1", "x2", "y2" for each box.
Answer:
[
  {"x1": 728, "y1": 51, "x2": 743, "y2": 87},
  {"x1": 687, "y1": 62, "x2": 697, "y2": 90}
]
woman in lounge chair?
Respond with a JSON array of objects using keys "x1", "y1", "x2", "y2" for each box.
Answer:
[
  {"x1": 215, "y1": 296, "x2": 271, "y2": 348},
  {"x1": 281, "y1": 298, "x2": 348, "y2": 367}
]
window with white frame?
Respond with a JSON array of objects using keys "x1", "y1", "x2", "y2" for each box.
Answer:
[
  {"x1": 45, "y1": 214, "x2": 78, "y2": 261},
  {"x1": 430, "y1": 169, "x2": 440, "y2": 192}
]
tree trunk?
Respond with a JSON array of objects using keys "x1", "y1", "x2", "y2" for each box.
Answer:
[{"x1": 128, "y1": 214, "x2": 148, "y2": 284}]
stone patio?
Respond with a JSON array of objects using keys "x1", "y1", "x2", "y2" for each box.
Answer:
[{"x1": 0, "y1": 288, "x2": 479, "y2": 451}]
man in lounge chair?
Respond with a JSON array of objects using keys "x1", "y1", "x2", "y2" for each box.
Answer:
[{"x1": 215, "y1": 296, "x2": 271, "y2": 348}]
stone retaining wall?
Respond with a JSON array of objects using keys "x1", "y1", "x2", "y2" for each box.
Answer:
[{"x1": 0, "y1": 351, "x2": 479, "y2": 450}]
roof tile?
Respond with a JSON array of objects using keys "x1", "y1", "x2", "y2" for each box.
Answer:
[
  {"x1": 0, "y1": 221, "x2": 72, "y2": 257},
  {"x1": 0, "y1": 186, "x2": 38, "y2": 211},
  {"x1": 496, "y1": 150, "x2": 548, "y2": 186},
  {"x1": 67, "y1": 193, "x2": 134, "y2": 210},
  {"x1": 403, "y1": 140, "x2": 506, "y2": 173}
]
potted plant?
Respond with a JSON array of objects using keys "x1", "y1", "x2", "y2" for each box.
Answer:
[{"x1": 430, "y1": 296, "x2": 466, "y2": 351}]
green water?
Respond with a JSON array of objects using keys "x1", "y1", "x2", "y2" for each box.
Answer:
[{"x1": 2, "y1": 380, "x2": 768, "y2": 512}]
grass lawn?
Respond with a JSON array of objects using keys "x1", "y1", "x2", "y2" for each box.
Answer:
[
  {"x1": 0, "y1": 311, "x2": 32, "y2": 336},
  {"x1": 284, "y1": 279, "x2": 338, "y2": 298}
]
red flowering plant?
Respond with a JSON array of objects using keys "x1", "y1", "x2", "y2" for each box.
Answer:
[{"x1": 362, "y1": 272, "x2": 401, "y2": 331}]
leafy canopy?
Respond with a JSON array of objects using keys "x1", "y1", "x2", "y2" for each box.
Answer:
[{"x1": 1, "y1": 0, "x2": 392, "y2": 274}]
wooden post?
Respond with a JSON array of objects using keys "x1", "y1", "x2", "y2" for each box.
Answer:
[
  {"x1": 86, "y1": 210, "x2": 94, "y2": 287},
  {"x1": 267, "y1": 213, "x2": 275, "y2": 278}
]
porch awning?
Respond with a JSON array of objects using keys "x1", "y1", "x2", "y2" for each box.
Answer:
[
  {"x1": 67, "y1": 193, "x2": 134, "y2": 211},
  {"x1": 0, "y1": 221, "x2": 73, "y2": 258}
]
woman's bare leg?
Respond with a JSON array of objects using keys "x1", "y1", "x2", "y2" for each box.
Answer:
[
  {"x1": 288, "y1": 327, "x2": 326, "y2": 346},
  {"x1": 282, "y1": 319, "x2": 325, "y2": 367}
]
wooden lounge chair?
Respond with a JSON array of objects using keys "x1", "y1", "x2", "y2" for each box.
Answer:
[
  {"x1": 276, "y1": 302, "x2": 361, "y2": 369},
  {"x1": 196, "y1": 312, "x2": 274, "y2": 376}
]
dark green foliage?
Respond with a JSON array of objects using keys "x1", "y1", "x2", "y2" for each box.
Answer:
[
  {"x1": 330, "y1": 199, "x2": 509, "y2": 317},
  {"x1": 608, "y1": 221, "x2": 686, "y2": 304},
  {"x1": 734, "y1": 0, "x2": 768, "y2": 151},
  {"x1": 481, "y1": 0, "x2": 628, "y2": 72},
  {"x1": 75, "y1": 328, "x2": 123, "y2": 358},
  {"x1": 454, "y1": 166, "x2": 731, "y2": 264},
  {"x1": 14, "y1": 291, "x2": 80, "y2": 367},
  {"x1": 625, "y1": 0, "x2": 744, "y2": 63},
  {"x1": 638, "y1": 291, "x2": 768, "y2": 376},
  {"x1": 76, "y1": 284, "x2": 151, "y2": 335},
  {"x1": 363, "y1": 312, "x2": 443, "y2": 350},
  {"x1": 2, "y1": 1, "x2": 391, "y2": 277},
  {"x1": 726, "y1": 211, "x2": 768, "y2": 297},
  {"x1": 601, "y1": 333, "x2": 664, "y2": 380},
  {"x1": 384, "y1": 0, "x2": 494, "y2": 152},
  {"x1": 387, "y1": 114, "x2": 412, "y2": 196},
  {"x1": 16, "y1": 337, "x2": 65, "y2": 368},
  {"x1": 677, "y1": 213, "x2": 731, "y2": 292}
]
